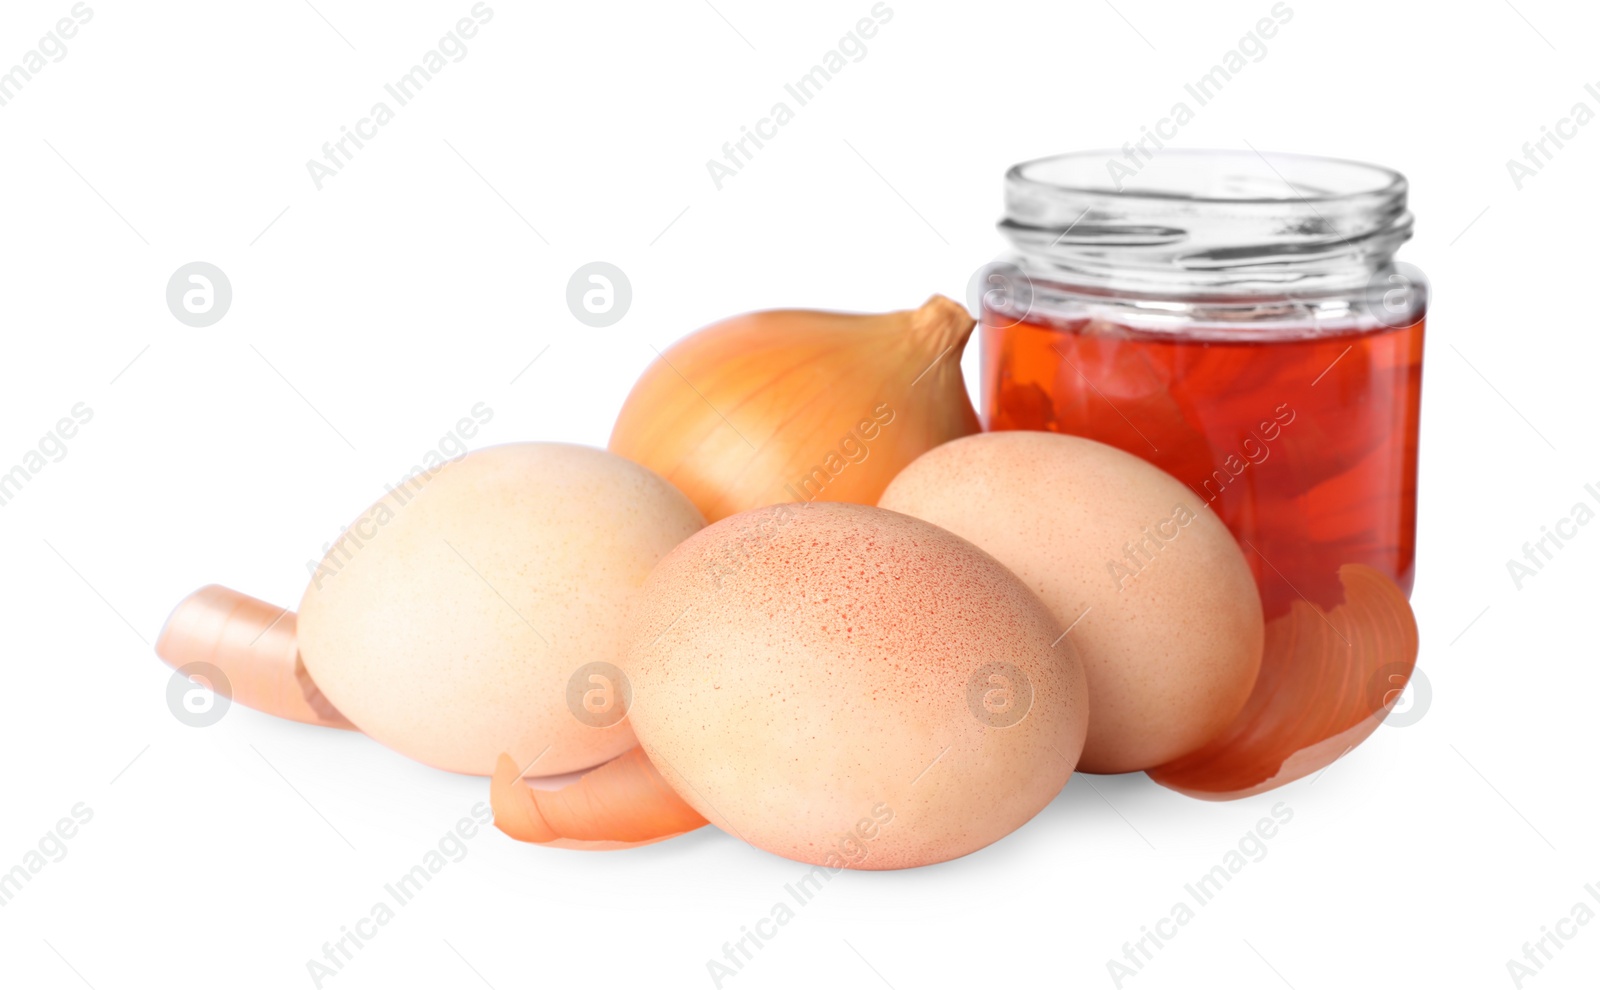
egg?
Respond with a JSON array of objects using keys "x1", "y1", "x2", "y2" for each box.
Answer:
[
  {"x1": 297, "y1": 442, "x2": 705, "y2": 776},
  {"x1": 620, "y1": 500, "x2": 1088, "y2": 870},
  {"x1": 879, "y1": 431, "x2": 1263, "y2": 774}
]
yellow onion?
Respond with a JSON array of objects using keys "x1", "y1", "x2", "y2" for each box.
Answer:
[{"x1": 609, "y1": 295, "x2": 980, "y2": 522}]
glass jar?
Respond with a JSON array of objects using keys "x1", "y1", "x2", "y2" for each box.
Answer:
[{"x1": 978, "y1": 149, "x2": 1426, "y2": 618}]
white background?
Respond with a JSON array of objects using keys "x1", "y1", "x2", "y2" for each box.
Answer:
[{"x1": 1, "y1": 0, "x2": 1596, "y2": 987}]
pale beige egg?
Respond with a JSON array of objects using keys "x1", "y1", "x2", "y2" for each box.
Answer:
[
  {"x1": 297, "y1": 442, "x2": 704, "y2": 776},
  {"x1": 621, "y1": 501, "x2": 1088, "y2": 870},
  {"x1": 879, "y1": 431, "x2": 1262, "y2": 774}
]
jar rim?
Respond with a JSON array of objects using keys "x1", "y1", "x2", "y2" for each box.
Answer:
[
  {"x1": 999, "y1": 148, "x2": 1415, "y2": 293},
  {"x1": 1008, "y1": 148, "x2": 1407, "y2": 207}
]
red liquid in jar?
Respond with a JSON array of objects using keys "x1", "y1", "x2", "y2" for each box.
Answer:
[{"x1": 981, "y1": 312, "x2": 1424, "y2": 618}]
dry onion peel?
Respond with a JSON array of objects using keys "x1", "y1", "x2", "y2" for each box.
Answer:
[
  {"x1": 490, "y1": 749, "x2": 708, "y2": 849},
  {"x1": 156, "y1": 585, "x2": 353, "y2": 730},
  {"x1": 1146, "y1": 564, "x2": 1419, "y2": 799},
  {"x1": 609, "y1": 296, "x2": 980, "y2": 522}
]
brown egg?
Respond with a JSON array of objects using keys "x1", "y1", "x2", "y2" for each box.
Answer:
[
  {"x1": 879, "y1": 431, "x2": 1263, "y2": 774},
  {"x1": 621, "y1": 501, "x2": 1088, "y2": 870},
  {"x1": 297, "y1": 443, "x2": 704, "y2": 776}
]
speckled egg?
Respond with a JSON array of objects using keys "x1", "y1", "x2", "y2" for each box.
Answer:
[
  {"x1": 879, "y1": 431, "x2": 1263, "y2": 774},
  {"x1": 297, "y1": 442, "x2": 705, "y2": 776},
  {"x1": 620, "y1": 501, "x2": 1088, "y2": 869}
]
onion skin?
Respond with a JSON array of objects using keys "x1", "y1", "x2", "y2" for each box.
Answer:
[
  {"x1": 491, "y1": 750, "x2": 707, "y2": 850},
  {"x1": 1147, "y1": 564, "x2": 1420, "y2": 799},
  {"x1": 155, "y1": 586, "x2": 353, "y2": 730},
  {"x1": 609, "y1": 296, "x2": 980, "y2": 522}
]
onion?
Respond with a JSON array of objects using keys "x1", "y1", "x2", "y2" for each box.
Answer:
[{"x1": 609, "y1": 296, "x2": 980, "y2": 522}]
